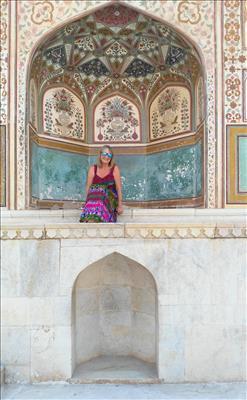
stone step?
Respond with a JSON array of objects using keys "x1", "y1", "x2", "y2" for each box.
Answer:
[{"x1": 70, "y1": 355, "x2": 161, "y2": 384}]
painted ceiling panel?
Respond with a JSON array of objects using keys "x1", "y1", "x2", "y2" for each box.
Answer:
[{"x1": 32, "y1": 3, "x2": 201, "y2": 106}]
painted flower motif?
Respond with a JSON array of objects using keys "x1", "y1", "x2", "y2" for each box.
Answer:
[
  {"x1": 224, "y1": 21, "x2": 240, "y2": 42},
  {"x1": 139, "y1": 85, "x2": 147, "y2": 95},
  {"x1": 31, "y1": 1, "x2": 54, "y2": 25},
  {"x1": 53, "y1": 89, "x2": 75, "y2": 115},
  {"x1": 86, "y1": 85, "x2": 95, "y2": 95},
  {"x1": 226, "y1": 111, "x2": 241, "y2": 123},
  {"x1": 178, "y1": 1, "x2": 201, "y2": 25},
  {"x1": 229, "y1": 65, "x2": 236, "y2": 73},
  {"x1": 225, "y1": 0, "x2": 240, "y2": 10},
  {"x1": 226, "y1": 77, "x2": 240, "y2": 98},
  {"x1": 158, "y1": 88, "x2": 180, "y2": 115},
  {"x1": 239, "y1": 55, "x2": 246, "y2": 63}
]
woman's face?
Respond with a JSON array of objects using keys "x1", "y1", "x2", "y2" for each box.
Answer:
[{"x1": 100, "y1": 149, "x2": 112, "y2": 165}]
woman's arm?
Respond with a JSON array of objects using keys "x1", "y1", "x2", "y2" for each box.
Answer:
[
  {"x1": 85, "y1": 166, "x2": 94, "y2": 198},
  {"x1": 113, "y1": 165, "x2": 123, "y2": 214}
]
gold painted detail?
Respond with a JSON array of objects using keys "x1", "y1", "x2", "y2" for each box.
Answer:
[
  {"x1": 227, "y1": 125, "x2": 247, "y2": 204},
  {"x1": 31, "y1": 1, "x2": 54, "y2": 25},
  {"x1": 178, "y1": 1, "x2": 201, "y2": 25},
  {"x1": 30, "y1": 124, "x2": 204, "y2": 156}
]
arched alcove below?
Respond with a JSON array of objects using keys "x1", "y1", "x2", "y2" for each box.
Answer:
[{"x1": 71, "y1": 252, "x2": 158, "y2": 382}]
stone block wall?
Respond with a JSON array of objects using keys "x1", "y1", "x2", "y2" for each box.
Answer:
[{"x1": 1, "y1": 213, "x2": 246, "y2": 383}]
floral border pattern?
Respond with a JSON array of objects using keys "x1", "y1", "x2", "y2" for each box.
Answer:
[
  {"x1": 223, "y1": 0, "x2": 247, "y2": 205},
  {"x1": 223, "y1": 0, "x2": 245, "y2": 124},
  {"x1": 14, "y1": 0, "x2": 216, "y2": 208},
  {"x1": 0, "y1": 0, "x2": 8, "y2": 125}
]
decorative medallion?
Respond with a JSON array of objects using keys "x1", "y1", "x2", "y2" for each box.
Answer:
[
  {"x1": 178, "y1": 1, "x2": 201, "y2": 25},
  {"x1": 31, "y1": 1, "x2": 54, "y2": 25},
  {"x1": 94, "y1": 5, "x2": 138, "y2": 26},
  {"x1": 105, "y1": 41, "x2": 128, "y2": 58}
]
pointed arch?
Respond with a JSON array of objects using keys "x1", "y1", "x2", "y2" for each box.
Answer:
[
  {"x1": 27, "y1": 1, "x2": 207, "y2": 208},
  {"x1": 71, "y1": 251, "x2": 158, "y2": 376}
]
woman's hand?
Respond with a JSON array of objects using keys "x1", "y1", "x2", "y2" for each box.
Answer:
[{"x1": 117, "y1": 204, "x2": 123, "y2": 215}]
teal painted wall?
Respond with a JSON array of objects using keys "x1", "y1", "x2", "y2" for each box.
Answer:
[
  {"x1": 31, "y1": 141, "x2": 202, "y2": 202},
  {"x1": 239, "y1": 136, "x2": 247, "y2": 192},
  {"x1": 32, "y1": 143, "x2": 89, "y2": 201}
]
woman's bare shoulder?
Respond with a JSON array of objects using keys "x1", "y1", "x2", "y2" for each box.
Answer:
[
  {"x1": 88, "y1": 165, "x2": 95, "y2": 174},
  {"x1": 113, "y1": 164, "x2": 121, "y2": 175}
]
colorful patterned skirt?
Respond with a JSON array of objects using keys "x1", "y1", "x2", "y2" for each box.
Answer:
[{"x1": 80, "y1": 183, "x2": 118, "y2": 223}]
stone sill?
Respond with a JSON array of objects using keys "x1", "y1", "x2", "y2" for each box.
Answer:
[
  {"x1": 1, "y1": 208, "x2": 246, "y2": 240},
  {"x1": 2, "y1": 207, "x2": 247, "y2": 221}
]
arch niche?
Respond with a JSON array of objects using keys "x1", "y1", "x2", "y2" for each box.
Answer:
[
  {"x1": 27, "y1": 2, "x2": 206, "y2": 208},
  {"x1": 71, "y1": 252, "x2": 158, "y2": 381}
]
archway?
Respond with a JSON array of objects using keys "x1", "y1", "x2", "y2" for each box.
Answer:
[
  {"x1": 71, "y1": 252, "x2": 158, "y2": 382},
  {"x1": 27, "y1": 1, "x2": 206, "y2": 209}
]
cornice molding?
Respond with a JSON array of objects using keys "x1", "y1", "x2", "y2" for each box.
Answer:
[{"x1": 1, "y1": 223, "x2": 246, "y2": 240}]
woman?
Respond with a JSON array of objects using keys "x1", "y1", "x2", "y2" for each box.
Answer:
[{"x1": 80, "y1": 145, "x2": 123, "y2": 222}]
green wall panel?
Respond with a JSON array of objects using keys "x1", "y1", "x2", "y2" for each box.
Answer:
[
  {"x1": 32, "y1": 141, "x2": 202, "y2": 202},
  {"x1": 32, "y1": 143, "x2": 88, "y2": 201},
  {"x1": 239, "y1": 136, "x2": 247, "y2": 192}
]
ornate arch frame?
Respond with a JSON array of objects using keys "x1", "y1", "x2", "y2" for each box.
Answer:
[{"x1": 25, "y1": 0, "x2": 208, "y2": 209}]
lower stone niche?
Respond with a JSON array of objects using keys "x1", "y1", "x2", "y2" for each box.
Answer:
[{"x1": 71, "y1": 252, "x2": 158, "y2": 383}]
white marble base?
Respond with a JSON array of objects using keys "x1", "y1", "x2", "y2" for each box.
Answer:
[
  {"x1": 1, "y1": 210, "x2": 246, "y2": 383},
  {"x1": 1, "y1": 383, "x2": 246, "y2": 399}
]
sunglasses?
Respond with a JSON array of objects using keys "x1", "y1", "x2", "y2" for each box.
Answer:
[{"x1": 101, "y1": 152, "x2": 112, "y2": 158}]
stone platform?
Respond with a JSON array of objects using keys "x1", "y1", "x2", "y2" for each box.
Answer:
[
  {"x1": 1, "y1": 208, "x2": 246, "y2": 384},
  {"x1": 1, "y1": 383, "x2": 246, "y2": 400}
]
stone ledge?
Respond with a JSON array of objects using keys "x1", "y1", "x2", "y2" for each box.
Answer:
[
  {"x1": 1, "y1": 223, "x2": 246, "y2": 240},
  {"x1": 1, "y1": 209, "x2": 246, "y2": 239}
]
